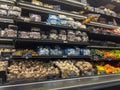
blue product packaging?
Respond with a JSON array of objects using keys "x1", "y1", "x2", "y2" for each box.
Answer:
[
  {"x1": 37, "y1": 46, "x2": 50, "y2": 56},
  {"x1": 57, "y1": 46, "x2": 63, "y2": 55},
  {"x1": 47, "y1": 14, "x2": 60, "y2": 25},
  {"x1": 47, "y1": 19, "x2": 59, "y2": 25},
  {"x1": 59, "y1": 19, "x2": 68, "y2": 26},
  {"x1": 48, "y1": 14, "x2": 58, "y2": 20},
  {"x1": 80, "y1": 49, "x2": 84, "y2": 56},
  {"x1": 84, "y1": 49, "x2": 91, "y2": 56},
  {"x1": 87, "y1": 49, "x2": 91, "y2": 56},
  {"x1": 67, "y1": 48, "x2": 75, "y2": 56},
  {"x1": 37, "y1": 46, "x2": 41, "y2": 55},
  {"x1": 75, "y1": 47, "x2": 80, "y2": 56}
]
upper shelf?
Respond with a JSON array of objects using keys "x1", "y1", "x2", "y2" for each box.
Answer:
[
  {"x1": 17, "y1": 1, "x2": 87, "y2": 20},
  {"x1": 15, "y1": 19, "x2": 86, "y2": 31},
  {"x1": 87, "y1": 21, "x2": 120, "y2": 29},
  {"x1": 51, "y1": 0, "x2": 120, "y2": 20},
  {"x1": 0, "y1": 0, "x2": 15, "y2": 5},
  {"x1": 52, "y1": 0, "x2": 87, "y2": 7}
]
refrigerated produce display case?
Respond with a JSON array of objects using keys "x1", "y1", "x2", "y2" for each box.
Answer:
[{"x1": 1, "y1": 0, "x2": 120, "y2": 90}]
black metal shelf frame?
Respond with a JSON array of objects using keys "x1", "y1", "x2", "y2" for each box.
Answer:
[
  {"x1": 86, "y1": 21, "x2": 120, "y2": 29},
  {"x1": 52, "y1": 0, "x2": 120, "y2": 20}
]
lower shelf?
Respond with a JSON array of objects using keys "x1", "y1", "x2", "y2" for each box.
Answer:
[
  {"x1": 2, "y1": 74, "x2": 120, "y2": 90},
  {"x1": 12, "y1": 56, "x2": 90, "y2": 59}
]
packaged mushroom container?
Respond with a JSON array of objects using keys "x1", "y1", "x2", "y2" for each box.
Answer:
[
  {"x1": 12, "y1": 6, "x2": 21, "y2": 12},
  {"x1": 37, "y1": 46, "x2": 50, "y2": 56},
  {"x1": 1, "y1": 25, "x2": 17, "y2": 38},
  {"x1": 59, "y1": 15, "x2": 68, "y2": 26},
  {"x1": 64, "y1": 48, "x2": 76, "y2": 56},
  {"x1": 58, "y1": 30, "x2": 67, "y2": 41},
  {"x1": 0, "y1": 4, "x2": 9, "y2": 10},
  {"x1": 50, "y1": 46, "x2": 62, "y2": 56},
  {"x1": 41, "y1": 30, "x2": 48, "y2": 40},
  {"x1": 29, "y1": 32, "x2": 41, "y2": 39},
  {"x1": 74, "y1": 47, "x2": 81, "y2": 56},
  {"x1": 81, "y1": 32, "x2": 89, "y2": 42},
  {"x1": 47, "y1": 14, "x2": 59, "y2": 25},
  {"x1": 30, "y1": 14, "x2": 41, "y2": 22},
  {"x1": 8, "y1": 10, "x2": 21, "y2": 18},
  {"x1": 74, "y1": 31, "x2": 82, "y2": 42},
  {"x1": 19, "y1": 31, "x2": 30, "y2": 39},
  {"x1": 74, "y1": 21, "x2": 82, "y2": 29},
  {"x1": 67, "y1": 30, "x2": 75, "y2": 42},
  {"x1": 0, "y1": 10, "x2": 7, "y2": 16},
  {"x1": 49, "y1": 29, "x2": 58, "y2": 40},
  {"x1": 67, "y1": 17, "x2": 75, "y2": 27}
]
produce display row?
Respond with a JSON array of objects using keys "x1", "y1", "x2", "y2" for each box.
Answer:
[
  {"x1": 5, "y1": 60, "x2": 120, "y2": 83},
  {"x1": 91, "y1": 49, "x2": 120, "y2": 60},
  {"x1": 1, "y1": 48, "x2": 120, "y2": 61},
  {"x1": 0, "y1": 24, "x2": 88, "y2": 42},
  {"x1": 88, "y1": 26, "x2": 120, "y2": 35},
  {"x1": 0, "y1": 47, "x2": 90, "y2": 57}
]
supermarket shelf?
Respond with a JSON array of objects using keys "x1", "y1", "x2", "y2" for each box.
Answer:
[
  {"x1": 0, "y1": 0, "x2": 14, "y2": 5},
  {"x1": 12, "y1": 55, "x2": 90, "y2": 59},
  {"x1": 0, "y1": 38, "x2": 14, "y2": 42},
  {"x1": 53, "y1": 0, "x2": 120, "y2": 20},
  {"x1": 87, "y1": 21, "x2": 120, "y2": 29},
  {"x1": 0, "y1": 17, "x2": 14, "y2": 23},
  {"x1": 90, "y1": 58, "x2": 120, "y2": 61},
  {"x1": 15, "y1": 19, "x2": 87, "y2": 31},
  {"x1": 15, "y1": 38, "x2": 89, "y2": 46},
  {"x1": 0, "y1": 45, "x2": 15, "y2": 48},
  {"x1": 15, "y1": 19, "x2": 77, "y2": 30},
  {"x1": 88, "y1": 31, "x2": 120, "y2": 43},
  {"x1": 88, "y1": 46, "x2": 120, "y2": 49},
  {"x1": 2, "y1": 74, "x2": 120, "y2": 90},
  {"x1": 18, "y1": 2, "x2": 87, "y2": 20}
]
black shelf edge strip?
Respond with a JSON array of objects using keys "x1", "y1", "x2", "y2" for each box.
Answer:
[
  {"x1": 87, "y1": 21, "x2": 120, "y2": 29},
  {"x1": 15, "y1": 38, "x2": 89, "y2": 45},
  {"x1": 88, "y1": 46, "x2": 120, "y2": 49},
  {"x1": 12, "y1": 55, "x2": 91, "y2": 59}
]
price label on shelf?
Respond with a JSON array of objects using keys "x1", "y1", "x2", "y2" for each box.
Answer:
[
  {"x1": 63, "y1": 56, "x2": 67, "y2": 58},
  {"x1": 1, "y1": 52, "x2": 12, "y2": 60},
  {"x1": 24, "y1": 18, "x2": 30, "y2": 22},
  {"x1": 0, "y1": 18, "x2": 14, "y2": 23},
  {"x1": 63, "y1": 41, "x2": 68, "y2": 43},
  {"x1": 92, "y1": 55, "x2": 99, "y2": 61},
  {"x1": 22, "y1": 52, "x2": 32, "y2": 59}
]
